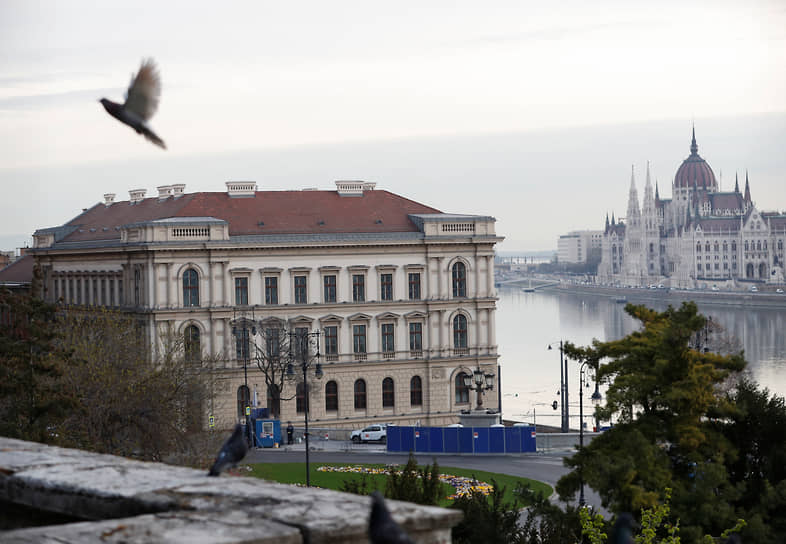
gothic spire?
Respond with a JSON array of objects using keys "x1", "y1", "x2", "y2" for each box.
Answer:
[
  {"x1": 690, "y1": 124, "x2": 698, "y2": 155},
  {"x1": 744, "y1": 170, "x2": 751, "y2": 203},
  {"x1": 734, "y1": 172, "x2": 739, "y2": 193},
  {"x1": 655, "y1": 181, "x2": 660, "y2": 201}
]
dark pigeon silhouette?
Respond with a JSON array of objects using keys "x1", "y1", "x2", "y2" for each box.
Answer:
[
  {"x1": 208, "y1": 424, "x2": 248, "y2": 476},
  {"x1": 100, "y1": 58, "x2": 166, "y2": 149},
  {"x1": 368, "y1": 491, "x2": 414, "y2": 544}
]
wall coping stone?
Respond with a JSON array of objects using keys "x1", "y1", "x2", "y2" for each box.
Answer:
[{"x1": 0, "y1": 437, "x2": 461, "y2": 543}]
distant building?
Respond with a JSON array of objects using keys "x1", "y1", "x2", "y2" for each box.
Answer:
[
  {"x1": 557, "y1": 230, "x2": 603, "y2": 264},
  {"x1": 598, "y1": 129, "x2": 786, "y2": 288},
  {"x1": 29, "y1": 181, "x2": 503, "y2": 429},
  {"x1": 0, "y1": 254, "x2": 34, "y2": 293}
]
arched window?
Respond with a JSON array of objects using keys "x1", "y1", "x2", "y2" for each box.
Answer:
[
  {"x1": 325, "y1": 380, "x2": 338, "y2": 412},
  {"x1": 714, "y1": 242, "x2": 719, "y2": 252},
  {"x1": 453, "y1": 314, "x2": 468, "y2": 349},
  {"x1": 183, "y1": 268, "x2": 199, "y2": 307},
  {"x1": 732, "y1": 241, "x2": 737, "y2": 251},
  {"x1": 354, "y1": 379, "x2": 367, "y2": 409},
  {"x1": 410, "y1": 376, "x2": 423, "y2": 406},
  {"x1": 237, "y1": 385, "x2": 250, "y2": 421},
  {"x1": 296, "y1": 382, "x2": 307, "y2": 414},
  {"x1": 757, "y1": 241, "x2": 762, "y2": 251},
  {"x1": 382, "y1": 377, "x2": 395, "y2": 407},
  {"x1": 696, "y1": 243, "x2": 701, "y2": 252},
  {"x1": 745, "y1": 241, "x2": 749, "y2": 251},
  {"x1": 455, "y1": 373, "x2": 469, "y2": 404},
  {"x1": 705, "y1": 243, "x2": 710, "y2": 252},
  {"x1": 452, "y1": 262, "x2": 467, "y2": 297},
  {"x1": 184, "y1": 325, "x2": 201, "y2": 364}
]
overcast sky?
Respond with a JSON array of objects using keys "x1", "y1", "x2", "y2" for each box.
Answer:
[{"x1": 1, "y1": 0, "x2": 785, "y2": 252}]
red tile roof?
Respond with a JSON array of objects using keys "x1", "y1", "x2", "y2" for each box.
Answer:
[
  {"x1": 0, "y1": 254, "x2": 34, "y2": 284},
  {"x1": 59, "y1": 189, "x2": 442, "y2": 243}
]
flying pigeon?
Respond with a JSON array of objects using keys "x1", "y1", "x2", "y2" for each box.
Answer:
[
  {"x1": 208, "y1": 424, "x2": 248, "y2": 476},
  {"x1": 368, "y1": 491, "x2": 414, "y2": 544},
  {"x1": 100, "y1": 58, "x2": 166, "y2": 149}
]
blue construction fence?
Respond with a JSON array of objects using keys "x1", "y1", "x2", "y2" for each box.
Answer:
[{"x1": 386, "y1": 425, "x2": 536, "y2": 454}]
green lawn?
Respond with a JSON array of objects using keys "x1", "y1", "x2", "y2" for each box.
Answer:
[{"x1": 247, "y1": 462, "x2": 552, "y2": 507}]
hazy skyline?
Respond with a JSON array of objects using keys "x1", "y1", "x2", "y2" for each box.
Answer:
[{"x1": 2, "y1": 1, "x2": 785, "y2": 251}]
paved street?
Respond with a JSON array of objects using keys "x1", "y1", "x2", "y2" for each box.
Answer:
[{"x1": 245, "y1": 439, "x2": 606, "y2": 512}]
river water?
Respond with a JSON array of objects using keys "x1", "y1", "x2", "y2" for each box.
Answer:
[{"x1": 496, "y1": 286, "x2": 786, "y2": 428}]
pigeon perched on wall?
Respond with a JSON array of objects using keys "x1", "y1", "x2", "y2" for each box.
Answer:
[
  {"x1": 368, "y1": 491, "x2": 414, "y2": 544},
  {"x1": 208, "y1": 424, "x2": 248, "y2": 476},
  {"x1": 100, "y1": 58, "x2": 166, "y2": 149}
]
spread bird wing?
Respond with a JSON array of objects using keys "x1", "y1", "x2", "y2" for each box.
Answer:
[{"x1": 124, "y1": 58, "x2": 161, "y2": 121}]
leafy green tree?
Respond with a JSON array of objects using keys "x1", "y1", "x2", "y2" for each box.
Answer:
[
  {"x1": 0, "y1": 285, "x2": 70, "y2": 442},
  {"x1": 558, "y1": 302, "x2": 746, "y2": 541}
]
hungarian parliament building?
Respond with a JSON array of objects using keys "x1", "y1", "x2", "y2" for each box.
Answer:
[{"x1": 597, "y1": 129, "x2": 786, "y2": 288}]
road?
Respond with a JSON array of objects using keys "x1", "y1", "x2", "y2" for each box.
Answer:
[{"x1": 245, "y1": 440, "x2": 606, "y2": 512}]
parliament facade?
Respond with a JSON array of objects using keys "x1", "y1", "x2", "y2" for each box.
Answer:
[{"x1": 598, "y1": 130, "x2": 786, "y2": 289}]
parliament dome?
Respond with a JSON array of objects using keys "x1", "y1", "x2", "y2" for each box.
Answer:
[{"x1": 674, "y1": 128, "x2": 717, "y2": 190}]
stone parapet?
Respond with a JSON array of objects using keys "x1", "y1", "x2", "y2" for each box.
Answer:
[{"x1": 0, "y1": 437, "x2": 461, "y2": 543}]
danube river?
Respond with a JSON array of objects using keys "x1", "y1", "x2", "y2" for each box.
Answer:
[{"x1": 496, "y1": 285, "x2": 786, "y2": 429}]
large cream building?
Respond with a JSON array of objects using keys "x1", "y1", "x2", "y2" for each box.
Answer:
[{"x1": 31, "y1": 181, "x2": 502, "y2": 429}]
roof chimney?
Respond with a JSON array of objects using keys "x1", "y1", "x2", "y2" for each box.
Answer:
[
  {"x1": 103, "y1": 193, "x2": 116, "y2": 206},
  {"x1": 157, "y1": 185, "x2": 174, "y2": 200},
  {"x1": 129, "y1": 189, "x2": 147, "y2": 204},
  {"x1": 171, "y1": 183, "x2": 186, "y2": 198},
  {"x1": 226, "y1": 181, "x2": 257, "y2": 198}
]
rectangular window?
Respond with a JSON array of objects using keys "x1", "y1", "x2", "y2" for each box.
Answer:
[
  {"x1": 381, "y1": 323, "x2": 395, "y2": 353},
  {"x1": 380, "y1": 273, "x2": 393, "y2": 301},
  {"x1": 294, "y1": 327, "x2": 309, "y2": 359},
  {"x1": 265, "y1": 277, "x2": 278, "y2": 305},
  {"x1": 100, "y1": 279, "x2": 106, "y2": 305},
  {"x1": 353, "y1": 324, "x2": 367, "y2": 353},
  {"x1": 352, "y1": 274, "x2": 365, "y2": 302},
  {"x1": 323, "y1": 275, "x2": 336, "y2": 303},
  {"x1": 408, "y1": 273, "x2": 421, "y2": 300},
  {"x1": 294, "y1": 275, "x2": 307, "y2": 304},
  {"x1": 409, "y1": 322, "x2": 422, "y2": 351},
  {"x1": 109, "y1": 279, "x2": 115, "y2": 306},
  {"x1": 235, "y1": 277, "x2": 248, "y2": 305},
  {"x1": 235, "y1": 328, "x2": 250, "y2": 360},
  {"x1": 118, "y1": 279, "x2": 123, "y2": 306},
  {"x1": 265, "y1": 328, "x2": 280, "y2": 358},
  {"x1": 324, "y1": 326, "x2": 338, "y2": 355}
]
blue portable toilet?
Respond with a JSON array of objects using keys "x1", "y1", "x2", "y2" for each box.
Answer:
[{"x1": 254, "y1": 419, "x2": 281, "y2": 448}]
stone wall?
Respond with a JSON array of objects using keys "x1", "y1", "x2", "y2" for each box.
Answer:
[{"x1": 0, "y1": 437, "x2": 461, "y2": 543}]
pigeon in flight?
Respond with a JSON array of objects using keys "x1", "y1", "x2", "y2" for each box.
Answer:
[
  {"x1": 368, "y1": 491, "x2": 414, "y2": 544},
  {"x1": 100, "y1": 58, "x2": 166, "y2": 149},
  {"x1": 208, "y1": 424, "x2": 248, "y2": 476}
]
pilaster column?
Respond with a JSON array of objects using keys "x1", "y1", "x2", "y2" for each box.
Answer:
[
  {"x1": 488, "y1": 308, "x2": 496, "y2": 351},
  {"x1": 486, "y1": 255, "x2": 494, "y2": 296}
]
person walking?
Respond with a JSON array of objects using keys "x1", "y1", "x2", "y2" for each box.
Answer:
[{"x1": 286, "y1": 422, "x2": 294, "y2": 445}]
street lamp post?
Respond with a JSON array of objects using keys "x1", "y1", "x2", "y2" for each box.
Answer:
[
  {"x1": 463, "y1": 367, "x2": 495, "y2": 410},
  {"x1": 232, "y1": 311, "x2": 256, "y2": 447},
  {"x1": 286, "y1": 329, "x2": 323, "y2": 487},
  {"x1": 548, "y1": 341, "x2": 569, "y2": 432},
  {"x1": 578, "y1": 361, "x2": 602, "y2": 507}
]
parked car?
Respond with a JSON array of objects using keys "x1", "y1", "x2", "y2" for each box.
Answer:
[
  {"x1": 749, "y1": 285, "x2": 759, "y2": 292},
  {"x1": 777, "y1": 288, "x2": 784, "y2": 294},
  {"x1": 350, "y1": 424, "x2": 387, "y2": 443}
]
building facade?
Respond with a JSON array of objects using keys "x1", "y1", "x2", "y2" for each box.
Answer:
[
  {"x1": 30, "y1": 181, "x2": 502, "y2": 429},
  {"x1": 598, "y1": 130, "x2": 786, "y2": 288},
  {"x1": 557, "y1": 230, "x2": 603, "y2": 264}
]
